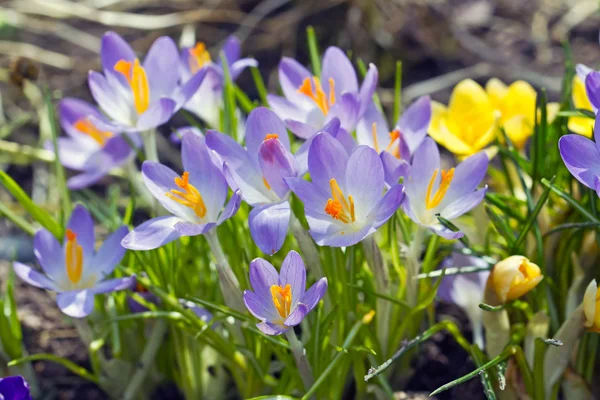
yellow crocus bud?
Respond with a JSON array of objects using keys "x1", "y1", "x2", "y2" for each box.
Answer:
[
  {"x1": 583, "y1": 280, "x2": 600, "y2": 333},
  {"x1": 491, "y1": 255, "x2": 543, "y2": 303}
]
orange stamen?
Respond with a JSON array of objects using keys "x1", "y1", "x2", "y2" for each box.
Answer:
[
  {"x1": 264, "y1": 133, "x2": 279, "y2": 141},
  {"x1": 270, "y1": 284, "x2": 292, "y2": 318},
  {"x1": 188, "y1": 42, "x2": 211, "y2": 74},
  {"x1": 73, "y1": 118, "x2": 113, "y2": 146},
  {"x1": 371, "y1": 122, "x2": 380, "y2": 152},
  {"x1": 297, "y1": 76, "x2": 336, "y2": 115},
  {"x1": 263, "y1": 177, "x2": 271, "y2": 190},
  {"x1": 65, "y1": 228, "x2": 83, "y2": 284},
  {"x1": 165, "y1": 171, "x2": 207, "y2": 218},
  {"x1": 425, "y1": 168, "x2": 455, "y2": 209},
  {"x1": 386, "y1": 129, "x2": 401, "y2": 158},
  {"x1": 324, "y1": 178, "x2": 356, "y2": 224},
  {"x1": 114, "y1": 59, "x2": 150, "y2": 114}
]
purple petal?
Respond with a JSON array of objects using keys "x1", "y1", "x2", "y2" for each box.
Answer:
[
  {"x1": 80, "y1": 135, "x2": 134, "y2": 175},
  {"x1": 94, "y1": 226, "x2": 128, "y2": 276},
  {"x1": 285, "y1": 177, "x2": 329, "y2": 218},
  {"x1": 92, "y1": 276, "x2": 136, "y2": 294},
  {"x1": 88, "y1": 71, "x2": 131, "y2": 125},
  {"x1": 136, "y1": 98, "x2": 176, "y2": 131},
  {"x1": 230, "y1": 58, "x2": 258, "y2": 81},
  {"x1": 429, "y1": 224, "x2": 465, "y2": 240},
  {"x1": 345, "y1": 146, "x2": 384, "y2": 220},
  {"x1": 308, "y1": 132, "x2": 349, "y2": 191},
  {"x1": 308, "y1": 218, "x2": 375, "y2": 247},
  {"x1": 222, "y1": 36, "x2": 241, "y2": 66},
  {"x1": 13, "y1": 262, "x2": 59, "y2": 291},
  {"x1": 332, "y1": 128, "x2": 358, "y2": 155},
  {"x1": 576, "y1": 63, "x2": 593, "y2": 82},
  {"x1": 170, "y1": 126, "x2": 204, "y2": 144},
  {"x1": 173, "y1": 221, "x2": 215, "y2": 236},
  {"x1": 381, "y1": 152, "x2": 409, "y2": 187},
  {"x1": 121, "y1": 216, "x2": 183, "y2": 250},
  {"x1": 143, "y1": 37, "x2": 180, "y2": 100},
  {"x1": 217, "y1": 189, "x2": 242, "y2": 224},
  {"x1": 441, "y1": 187, "x2": 487, "y2": 220},
  {"x1": 249, "y1": 258, "x2": 279, "y2": 299},
  {"x1": 0, "y1": 376, "x2": 31, "y2": 400},
  {"x1": 58, "y1": 98, "x2": 107, "y2": 141},
  {"x1": 172, "y1": 67, "x2": 208, "y2": 110},
  {"x1": 559, "y1": 134, "x2": 600, "y2": 189},
  {"x1": 55, "y1": 138, "x2": 96, "y2": 171},
  {"x1": 249, "y1": 201, "x2": 291, "y2": 255},
  {"x1": 67, "y1": 205, "x2": 95, "y2": 258},
  {"x1": 246, "y1": 107, "x2": 290, "y2": 167},
  {"x1": 284, "y1": 119, "x2": 317, "y2": 140},
  {"x1": 356, "y1": 101, "x2": 390, "y2": 151},
  {"x1": 358, "y1": 64, "x2": 378, "y2": 116},
  {"x1": 396, "y1": 95, "x2": 431, "y2": 154},
  {"x1": 301, "y1": 277, "x2": 328, "y2": 311},
  {"x1": 321, "y1": 47, "x2": 358, "y2": 97},
  {"x1": 279, "y1": 250, "x2": 306, "y2": 307},
  {"x1": 406, "y1": 138, "x2": 440, "y2": 207},
  {"x1": 284, "y1": 303, "x2": 307, "y2": 326},
  {"x1": 33, "y1": 229, "x2": 64, "y2": 282},
  {"x1": 256, "y1": 321, "x2": 289, "y2": 336},
  {"x1": 67, "y1": 170, "x2": 106, "y2": 190},
  {"x1": 223, "y1": 162, "x2": 273, "y2": 206},
  {"x1": 585, "y1": 71, "x2": 600, "y2": 111},
  {"x1": 327, "y1": 93, "x2": 360, "y2": 132},
  {"x1": 182, "y1": 132, "x2": 228, "y2": 221},
  {"x1": 278, "y1": 57, "x2": 314, "y2": 110},
  {"x1": 268, "y1": 96, "x2": 310, "y2": 132},
  {"x1": 259, "y1": 138, "x2": 297, "y2": 199},
  {"x1": 370, "y1": 184, "x2": 405, "y2": 228},
  {"x1": 56, "y1": 289, "x2": 95, "y2": 318},
  {"x1": 101, "y1": 32, "x2": 135, "y2": 86},
  {"x1": 441, "y1": 151, "x2": 488, "y2": 207},
  {"x1": 243, "y1": 290, "x2": 277, "y2": 321}
]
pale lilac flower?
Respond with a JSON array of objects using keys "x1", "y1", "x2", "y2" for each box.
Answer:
[
  {"x1": 13, "y1": 206, "x2": 133, "y2": 318},
  {"x1": 121, "y1": 132, "x2": 241, "y2": 250},
  {"x1": 180, "y1": 36, "x2": 257, "y2": 129},
  {"x1": 559, "y1": 118, "x2": 600, "y2": 195},
  {"x1": 206, "y1": 107, "x2": 298, "y2": 254},
  {"x1": 55, "y1": 98, "x2": 139, "y2": 189},
  {"x1": 268, "y1": 47, "x2": 378, "y2": 139},
  {"x1": 0, "y1": 376, "x2": 31, "y2": 400},
  {"x1": 243, "y1": 251, "x2": 327, "y2": 335},
  {"x1": 285, "y1": 132, "x2": 405, "y2": 247},
  {"x1": 402, "y1": 137, "x2": 488, "y2": 239},
  {"x1": 89, "y1": 32, "x2": 206, "y2": 131}
]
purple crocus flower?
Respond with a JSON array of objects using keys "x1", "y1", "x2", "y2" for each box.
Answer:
[
  {"x1": 89, "y1": 31, "x2": 206, "y2": 131},
  {"x1": 13, "y1": 205, "x2": 133, "y2": 318},
  {"x1": 121, "y1": 132, "x2": 241, "y2": 250},
  {"x1": 356, "y1": 97, "x2": 431, "y2": 186},
  {"x1": 243, "y1": 250, "x2": 327, "y2": 335},
  {"x1": 206, "y1": 107, "x2": 298, "y2": 254},
  {"x1": 584, "y1": 70, "x2": 600, "y2": 113},
  {"x1": 438, "y1": 252, "x2": 490, "y2": 349},
  {"x1": 402, "y1": 137, "x2": 488, "y2": 239},
  {"x1": 180, "y1": 36, "x2": 257, "y2": 129},
  {"x1": 268, "y1": 47, "x2": 378, "y2": 140},
  {"x1": 285, "y1": 132, "x2": 405, "y2": 247},
  {"x1": 169, "y1": 125, "x2": 203, "y2": 144},
  {"x1": 0, "y1": 376, "x2": 31, "y2": 400},
  {"x1": 55, "y1": 98, "x2": 139, "y2": 190},
  {"x1": 559, "y1": 118, "x2": 600, "y2": 195}
]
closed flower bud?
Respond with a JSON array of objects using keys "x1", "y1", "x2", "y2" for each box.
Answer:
[
  {"x1": 491, "y1": 256, "x2": 543, "y2": 303},
  {"x1": 583, "y1": 280, "x2": 600, "y2": 333}
]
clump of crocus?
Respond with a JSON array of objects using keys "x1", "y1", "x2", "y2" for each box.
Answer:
[
  {"x1": 485, "y1": 78, "x2": 559, "y2": 149},
  {"x1": 286, "y1": 132, "x2": 405, "y2": 247},
  {"x1": 490, "y1": 256, "x2": 543, "y2": 303},
  {"x1": 558, "y1": 118, "x2": 600, "y2": 196},
  {"x1": 56, "y1": 98, "x2": 139, "y2": 189},
  {"x1": 356, "y1": 96, "x2": 431, "y2": 185},
  {"x1": 402, "y1": 137, "x2": 488, "y2": 239},
  {"x1": 268, "y1": 47, "x2": 377, "y2": 139},
  {"x1": 121, "y1": 132, "x2": 241, "y2": 250},
  {"x1": 568, "y1": 64, "x2": 597, "y2": 137},
  {"x1": 180, "y1": 35, "x2": 257, "y2": 129},
  {"x1": 14, "y1": 206, "x2": 133, "y2": 318},
  {"x1": 583, "y1": 279, "x2": 600, "y2": 333},
  {"x1": 206, "y1": 107, "x2": 298, "y2": 254},
  {"x1": 0, "y1": 376, "x2": 31, "y2": 400},
  {"x1": 89, "y1": 32, "x2": 206, "y2": 131},
  {"x1": 243, "y1": 250, "x2": 327, "y2": 335},
  {"x1": 429, "y1": 79, "x2": 497, "y2": 157}
]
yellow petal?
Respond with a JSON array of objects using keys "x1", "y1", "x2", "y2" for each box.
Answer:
[
  {"x1": 502, "y1": 80, "x2": 537, "y2": 125},
  {"x1": 583, "y1": 280, "x2": 597, "y2": 328},
  {"x1": 472, "y1": 122, "x2": 499, "y2": 152},
  {"x1": 485, "y1": 78, "x2": 508, "y2": 112},
  {"x1": 428, "y1": 102, "x2": 474, "y2": 156},
  {"x1": 545, "y1": 103, "x2": 560, "y2": 123},
  {"x1": 429, "y1": 101, "x2": 448, "y2": 139},
  {"x1": 573, "y1": 76, "x2": 593, "y2": 111},
  {"x1": 448, "y1": 79, "x2": 496, "y2": 145},
  {"x1": 568, "y1": 116, "x2": 594, "y2": 138},
  {"x1": 504, "y1": 115, "x2": 533, "y2": 150}
]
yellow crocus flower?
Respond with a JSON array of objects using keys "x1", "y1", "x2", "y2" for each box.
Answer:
[
  {"x1": 568, "y1": 76, "x2": 595, "y2": 138},
  {"x1": 490, "y1": 255, "x2": 543, "y2": 303},
  {"x1": 485, "y1": 78, "x2": 560, "y2": 149},
  {"x1": 583, "y1": 279, "x2": 600, "y2": 333},
  {"x1": 429, "y1": 79, "x2": 497, "y2": 157}
]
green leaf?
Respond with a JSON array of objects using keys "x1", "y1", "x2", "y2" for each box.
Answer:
[
  {"x1": 0, "y1": 170, "x2": 61, "y2": 238},
  {"x1": 0, "y1": 201, "x2": 36, "y2": 236},
  {"x1": 542, "y1": 178, "x2": 600, "y2": 223},
  {"x1": 306, "y1": 26, "x2": 321, "y2": 76},
  {"x1": 251, "y1": 66, "x2": 268, "y2": 106},
  {"x1": 220, "y1": 52, "x2": 238, "y2": 141},
  {"x1": 393, "y1": 61, "x2": 402, "y2": 123},
  {"x1": 556, "y1": 109, "x2": 596, "y2": 119},
  {"x1": 234, "y1": 85, "x2": 256, "y2": 113},
  {"x1": 484, "y1": 205, "x2": 514, "y2": 246},
  {"x1": 9, "y1": 353, "x2": 99, "y2": 384}
]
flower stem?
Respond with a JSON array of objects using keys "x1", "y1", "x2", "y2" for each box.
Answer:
[
  {"x1": 406, "y1": 225, "x2": 425, "y2": 307},
  {"x1": 285, "y1": 329, "x2": 314, "y2": 391},
  {"x1": 205, "y1": 230, "x2": 244, "y2": 313},
  {"x1": 289, "y1": 213, "x2": 323, "y2": 277},
  {"x1": 142, "y1": 129, "x2": 159, "y2": 163}
]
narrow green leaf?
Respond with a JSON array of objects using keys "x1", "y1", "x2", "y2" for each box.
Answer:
[
  {"x1": 485, "y1": 205, "x2": 515, "y2": 246},
  {"x1": 437, "y1": 216, "x2": 471, "y2": 248},
  {"x1": 416, "y1": 264, "x2": 491, "y2": 279},
  {"x1": 306, "y1": 26, "x2": 321, "y2": 76},
  {"x1": 542, "y1": 178, "x2": 600, "y2": 223},
  {"x1": 393, "y1": 61, "x2": 402, "y2": 123},
  {"x1": 0, "y1": 202, "x2": 36, "y2": 236},
  {"x1": 479, "y1": 303, "x2": 506, "y2": 312},
  {"x1": 234, "y1": 85, "x2": 256, "y2": 113},
  {"x1": 556, "y1": 109, "x2": 596, "y2": 119},
  {"x1": 251, "y1": 66, "x2": 268, "y2": 106},
  {"x1": 9, "y1": 353, "x2": 99, "y2": 384},
  {"x1": 220, "y1": 52, "x2": 238, "y2": 142}
]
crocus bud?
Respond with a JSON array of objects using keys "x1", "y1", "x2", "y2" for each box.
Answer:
[
  {"x1": 491, "y1": 255, "x2": 543, "y2": 303},
  {"x1": 583, "y1": 279, "x2": 600, "y2": 332}
]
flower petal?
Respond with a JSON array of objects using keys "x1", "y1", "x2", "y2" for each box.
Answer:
[
  {"x1": 66, "y1": 205, "x2": 95, "y2": 258},
  {"x1": 173, "y1": 221, "x2": 215, "y2": 236},
  {"x1": 559, "y1": 134, "x2": 600, "y2": 189},
  {"x1": 308, "y1": 132, "x2": 349, "y2": 191},
  {"x1": 321, "y1": 47, "x2": 358, "y2": 97},
  {"x1": 121, "y1": 216, "x2": 183, "y2": 250},
  {"x1": 345, "y1": 146, "x2": 384, "y2": 220},
  {"x1": 222, "y1": 36, "x2": 241, "y2": 66},
  {"x1": 405, "y1": 138, "x2": 440, "y2": 213},
  {"x1": 284, "y1": 303, "x2": 307, "y2": 326},
  {"x1": 356, "y1": 101, "x2": 390, "y2": 151},
  {"x1": 88, "y1": 71, "x2": 131, "y2": 126},
  {"x1": 369, "y1": 184, "x2": 405, "y2": 228},
  {"x1": 91, "y1": 276, "x2": 135, "y2": 294},
  {"x1": 585, "y1": 72, "x2": 600, "y2": 111},
  {"x1": 285, "y1": 177, "x2": 329, "y2": 218},
  {"x1": 358, "y1": 64, "x2": 378, "y2": 116},
  {"x1": 259, "y1": 138, "x2": 297, "y2": 199},
  {"x1": 441, "y1": 151, "x2": 488, "y2": 207},
  {"x1": 248, "y1": 201, "x2": 291, "y2": 255},
  {"x1": 13, "y1": 262, "x2": 59, "y2": 291},
  {"x1": 243, "y1": 290, "x2": 277, "y2": 321},
  {"x1": 428, "y1": 224, "x2": 465, "y2": 240},
  {"x1": 172, "y1": 67, "x2": 208, "y2": 110},
  {"x1": 396, "y1": 95, "x2": 431, "y2": 154},
  {"x1": 246, "y1": 107, "x2": 290, "y2": 166},
  {"x1": 217, "y1": 189, "x2": 242, "y2": 225},
  {"x1": 278, "y1": 57, "x2": 314, "y2": 110},
  {"x1": 230, "y1": 58, "x2": 258, "y2": 81},
  {"x1": 301, "y1": 277, "x2": 328, "y2": 311},
  {"x1": 56, "y1": 289, "x2": 95, "y2": 318},
  {"x1": 67, "y1": 171, "x2": 107, "y2": 190},
  {"x1": 136, "y1": 98, "x2": 176, "y2": 131},
  {"x1": 327, "y1": 93, "x2": 360, "y2": 132},
  {"x1": 279, "y1": 250, "x2": 306, "y2": 307},
  {"x1": 33, "y1": 229, "x2": 65, "y2": 283},
  {"x1": 249, "y1": 258, "x2": 279, "y2": 299},
  {"x1": 441, "y1": 187, "x2": 487, "y2": 220},
  {"x1": 284, "y1": 119, "x2": 318, "y2": 140},
  {"x1": 101, "y1": 31, "x2": 136, "y2": 89},
  {"x1": 268, "y1": 95, "x2": 310, "y2": 132},
  {"x1": 93, "y1": 226, "x2": 129, "y2": 276},
  {"x1": 256, "y1": 321, "x2": 289, "y2": 336},
  {"x1": 309, "y1": 219, "x2": 375, "y2": 247},
  {"x1": 54, "y1": 138, "x2": 96, "y2": 171},
  {"x1": 143, "y1": 36, "x2": 180, "y2": 101},
  {"x1": 381, "y1": 152, "x2": 409, "y2": 187}
]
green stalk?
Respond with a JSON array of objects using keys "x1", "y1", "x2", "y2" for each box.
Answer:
[
  {"x1": 205, "y1": 230, "x2": 244, "y2": 313},
  {"x1": 406, "y1": 225, "x2": 425, "y2": 306},
  {"x1": 285, "y1": 329, "x2": 314, "y2": 391}
]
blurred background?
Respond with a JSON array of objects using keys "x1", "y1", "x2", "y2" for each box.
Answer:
[{"x1": 0, "y1": 0, "x2": 598, "y2": 398}]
